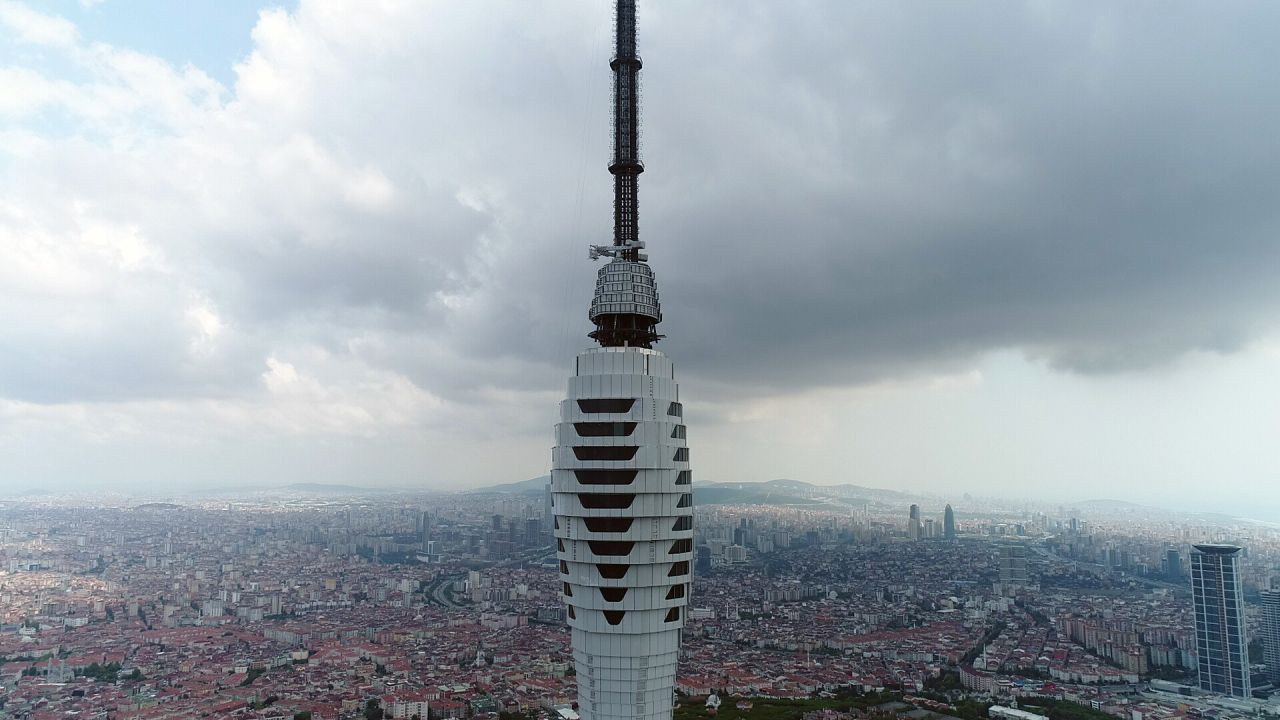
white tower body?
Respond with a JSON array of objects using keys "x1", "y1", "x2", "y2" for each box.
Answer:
[{"x1": 553, "y1": 345, "x2": 692, "y2": 720}]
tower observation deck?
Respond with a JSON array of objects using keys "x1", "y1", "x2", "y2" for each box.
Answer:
[{"x1": 553, "y1": 2, "x2": 692, "y2": 719}]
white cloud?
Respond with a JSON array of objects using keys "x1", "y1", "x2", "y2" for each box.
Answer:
[{"x1": 0, "y1": 0, "x2": 78, "y2": 47}]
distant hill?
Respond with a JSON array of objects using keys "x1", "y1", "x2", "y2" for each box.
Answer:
[
  {"x1": 133, "y1": 502, "x2": 183, "y2": 511},
  {"x1": 1070, "y1": 498, "x2": 1148, "y2": 509},
  {"x1": 701, "y1": 478, "x2": 910, "y2": 504},
  {"x1": 185, "y1": 482, "x2": 397, "y2": 497},
  {"x1": 693, "y1": 485, "x2": 824, "y2": 507},
  {"x1": 469, "y1": 475, "x2": 549, "y2": 495},
  {"x1": 467, "y1": 475, "x2": 914, "y2": 507},
  {"x1": 282, "y1": 483, "x2": 391, "y2": 494}
]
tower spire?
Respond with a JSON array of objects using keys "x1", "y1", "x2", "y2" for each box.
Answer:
[
  {"x1": 611, "y1": 0, "x2": 642, "y2": 255},
  {"x1": 588, "y1": 0, "x2": 662, "y2": 348}
]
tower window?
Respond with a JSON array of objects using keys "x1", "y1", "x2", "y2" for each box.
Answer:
[
  {"x1": 672, "y1": 516, "x2": 692, "y2": 532},
  {"x1": 667, "y1": 402, "x2": 682, "y2": 417},
  {"x1": 557, "y1": 539, "x2": 565, "y2": 552},
  {"x1": 664, "y1": 607, "x2": 680, "y2": 622},
  {"x1": 575, "y1": 422, "x2": 637, "y2": 437},
  {"x1": 669, "y1": 539, "x2": 692, "y2": 555},
  {"x1": 665, "y1": 584, "x2": 685, "y2": 600},
  {"x1": 575, "y1": 470, "x2": 637, "y2": 486},
  {"x1": 578, "y1": 399, "x2": 635, "y2": 414},
  {"x1": 560, "y1": 561, "x2": 569, "y2": 575},
  {"x1": 568, "y1": 606, "x2": 576, "y2": 619},
  {"x1": 585, "y1": 517, "x2": 634, "y2": 533},
  {"x1": 676, "y1": 494, "x2": 692, "y2": 508},
  {"x1": 674, "y1": 470, "x2": 691, "y2": 485},
  {"x1": 670, "y1": 425, "x2": 686, "y2": 439},
  {"x1": 573, "y1": 446, "x2": 639, "y2": 461},
  {"x1": 579, "y1": 493, "x2": 635, "y2": 510},
  {"x1": 673, "y1": 447, "x2": 689, "y2": 462},
  {"x1": 668, "y1": 561, "x2": 689, "y2": 577},
  {"x1": 563, "y1": 583, "x2": 573, "y2": 597},
  {"x1": 599, "y1": 587, "x2": 628, "y2": 602},
  {"x1": 603, "y1": 610, "x2": 626, "y2": 625},
  {"x1": 589, "y1": 540, "x2": 635, "y2": 557},
  {"x1": 597, "y1": 564, "x2": 629, "y2": 579}
]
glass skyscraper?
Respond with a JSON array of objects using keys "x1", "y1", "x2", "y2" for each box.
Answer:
[
  {"x1": 1260, "y1": 586, "x2": 1280, "y2": 685},
  {"x1": 1191, "y1": 544, "x2": 1250, "y2": 697}
]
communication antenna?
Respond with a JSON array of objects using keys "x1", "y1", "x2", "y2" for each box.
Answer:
[{"x1": 586, "y1": 0, "x2": 662, "y2": 347}]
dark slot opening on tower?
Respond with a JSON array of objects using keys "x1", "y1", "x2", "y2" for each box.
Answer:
[
  {"x1": 573, "y1": 446, "x2": 639, "y2": 461},
  {"x1": 589, "y1": 540, "x2": 635, "y2": 556},
  {"x1": 597, "y1": 564, "x2": 629, "y2": 579},
  {"x1": 586, "y1": 517, "x2": 635, "y2": 533},
  {"x1": 577, "y1": 399, "x2": 635, "y2": 414},
  {"x1": 575, "y1": 470, "x2": 638, "y2": 486},
  {"x1": 579, "y1": 493, "x2": 636, "y2": 509},
  {"x1": 575, "y1": 422, "x2": 637, "y2": 437}
]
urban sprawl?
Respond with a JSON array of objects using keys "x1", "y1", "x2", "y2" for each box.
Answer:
[{"x1": 1, "y1": 486, "x2": 1277, "y2": 720}]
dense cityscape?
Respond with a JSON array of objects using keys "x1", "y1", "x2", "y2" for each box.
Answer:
[{"x1": 3, "y1": 483, "x2": 1279, "y2": 720}]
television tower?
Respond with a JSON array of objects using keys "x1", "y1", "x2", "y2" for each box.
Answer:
[{"x1": 552, "y1": 1, "x2": 693, "y2": 718}]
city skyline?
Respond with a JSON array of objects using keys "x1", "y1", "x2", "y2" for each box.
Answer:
[
  {"x1": 3, "y1": 486, "x2": 1278, "y2": 718},
  {"x1": 2, "y1": 1, "x2": 1280, "y2": 518}
]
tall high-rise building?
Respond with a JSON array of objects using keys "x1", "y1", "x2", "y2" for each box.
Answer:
[
  {"x1": 943, "y1": 504, "x2": 956, "y2": 540},
  {"x1": 551, "y1": 2, "x2": 693, "y2": 718},
  {"x1": 417, "y1": 511, "x2": 432, "y2": 549},
  {"x1": 1165, "y1": 548, "x2": 1182, "y2": 582},
  {"x1": 1260, "y1": 585, "x2": 1280, "y2": 685},
  {"x1": 1191, "y1": 544, "x2": 1250, "y2": 697},
  {"x1": 695, "y1": 544, "x2": 712, "y2": 575},
  {"x1": 907, "y1": 504, "x2": 921, "y2": 540},
  {"x1": 999, "y1": 545, "x2": 1028, "y2": 590}
]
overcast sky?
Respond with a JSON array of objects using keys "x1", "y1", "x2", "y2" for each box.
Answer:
[{"x1": 1, "y1": 0, "x2": 1278, "y2": 515}]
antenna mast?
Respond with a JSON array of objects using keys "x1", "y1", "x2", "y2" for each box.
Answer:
[
  {"x1": 611, "y1": 0, "x2": 642, "y2": 257},
  {"x1": 587, "y1": 0, "x2": 662, "y2": 348}
]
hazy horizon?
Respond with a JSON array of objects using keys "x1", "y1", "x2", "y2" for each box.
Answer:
[{"x1": 2, "y1": 473, "x2": 1266, "y2": 523}]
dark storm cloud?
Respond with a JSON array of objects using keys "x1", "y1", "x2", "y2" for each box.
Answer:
[
  {"x1": 388, "y1": 0, "x2": 1280, "y2": 404},
  {"x1": 622, "y1": 0, "x2": 1280, "y2": 394}
]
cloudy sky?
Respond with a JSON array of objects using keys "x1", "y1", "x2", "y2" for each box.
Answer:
[{"x1": 1, "y1": 0, "x2": 1278, "y2": 514}]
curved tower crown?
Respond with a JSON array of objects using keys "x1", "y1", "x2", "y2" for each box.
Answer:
[{"x1": 589, "y1": 0, "x2": 661, "y2": 349}]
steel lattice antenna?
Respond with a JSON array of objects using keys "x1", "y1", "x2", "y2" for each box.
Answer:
[{"x1": 610, "y1": 0, "x2": 642, "y2": 256}]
